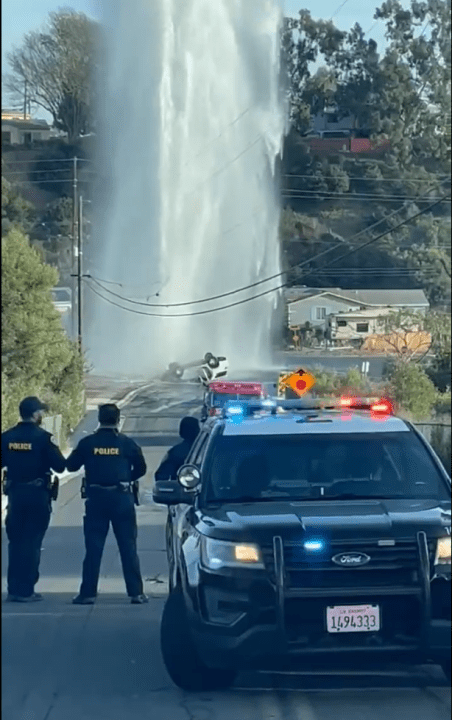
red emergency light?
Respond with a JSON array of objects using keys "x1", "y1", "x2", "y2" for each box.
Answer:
[
  {"x1": 339, "y1": 396, "x2": 394, "y2": 415},
  {"x1": 208, "y1": 381, "x2": 265, "y2": 396}
]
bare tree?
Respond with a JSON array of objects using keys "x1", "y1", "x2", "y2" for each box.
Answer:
[{"x1": 4, "y1": 10, "x2": 96, "y2": 143}]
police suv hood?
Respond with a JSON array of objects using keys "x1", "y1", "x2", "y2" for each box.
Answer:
[{"x1": 197, "y1": 498, "x2": 451, "y2": 543}]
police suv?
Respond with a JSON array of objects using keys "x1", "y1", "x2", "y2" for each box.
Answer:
[{"x1": 153, "y1": 397, "x2": 451, "y2": 691}]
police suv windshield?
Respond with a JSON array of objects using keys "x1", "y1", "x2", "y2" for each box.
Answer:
[{"x1": 205, "y1": 432, "x2": 449, "y2": 503}]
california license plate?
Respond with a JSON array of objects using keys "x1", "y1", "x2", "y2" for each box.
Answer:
[{"x1": 326, "y1": 604, "x2": 380, "y2": 633}]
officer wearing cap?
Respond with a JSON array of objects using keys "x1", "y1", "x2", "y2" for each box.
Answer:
[
  {"x1": 66, "y1": 403, "x2": 148, "y2": 605},
  {"x1": 155, "y1": 416, "x2": 200, "y2": 482},
  {"x1": 1, "y1": 396, "x2": 66, "y2": 602}
]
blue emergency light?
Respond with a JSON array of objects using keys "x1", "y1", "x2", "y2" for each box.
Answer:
[{"x1": 303, "y1": 540, "x2": 326, "y2": 552}]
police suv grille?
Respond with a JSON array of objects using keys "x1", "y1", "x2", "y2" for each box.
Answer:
[{"x1": 261, "y1": 539, "x2": 436, "y2": 590}]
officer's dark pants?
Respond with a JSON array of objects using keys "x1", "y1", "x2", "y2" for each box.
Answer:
[
  {"x1": 5, "y1": 484, "x2": 51, "y2": 597},
  {"x1": 80, "y1": 489, "x2": 143, "y2": 598}
]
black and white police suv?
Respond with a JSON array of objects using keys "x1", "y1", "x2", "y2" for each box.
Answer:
[{"x1": 153, "y1": 396, "x2": 451, "y2": 691}]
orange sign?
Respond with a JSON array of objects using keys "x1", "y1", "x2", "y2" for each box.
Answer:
[{"x1": 285, "y1": 368, "x2": 316, "y2": 397}]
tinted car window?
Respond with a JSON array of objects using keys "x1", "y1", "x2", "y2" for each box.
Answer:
[{"x1": 204, "y1": 432, "x2": 449, "y2": 502}]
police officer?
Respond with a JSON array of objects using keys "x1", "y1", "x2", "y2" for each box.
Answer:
[
  {"x1": 1, "y1": 397, "x2": 66, "y2": 602},
  {"x1": 154, "y1": 416, "x2": 200, "y2": 482},
  {"x1": 66, "y1": 403, "x2": 148, "y2": 605}
]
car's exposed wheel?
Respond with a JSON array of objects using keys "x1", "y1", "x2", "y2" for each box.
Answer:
[{"x1": 160, "y1": 590, "x2": 236, "y2": 691}]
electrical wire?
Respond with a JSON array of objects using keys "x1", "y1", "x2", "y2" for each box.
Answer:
[
  {"x1": 83, "y1": 200, "x2": 417, "y2": 308},
  {"x1": 315, "y1": 196, "x2": 450, "y2": 272},
  {"x1": 85, "y1": 194, "x2": 449, "y2": 318},
  {"x1": 329, "y1": 0, "x2": 350, "y2": 20},
  {"x1": 283, "y1": 172, "x2": 450, "y2": 184},
  {"x1": 2, "y1": 156, "x2": 92, "y2": 165},
  {"x1": 186, "y1": 135, "x2": 263, "y2": 197},
  {"x1": 5, "y1": 168, "x2": 81, "y2": 177},
  {"x1": 8, "y1": 178, "x2": 91, "y2": 185},
  {"x1": 281, "y1": 188, "x2": 450, "y2": 201}
]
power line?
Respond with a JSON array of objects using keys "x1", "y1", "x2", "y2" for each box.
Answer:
[
  {"x1": 2, "y1": 157, "x2": 92, "y2": 166},
  {"x1": 281, "y1": 188, "x2": 450, "y2": 201},
  {"x1": 5, "y1": 168, "x2": 81, "y2": 177},
  {"x1": 85, "y1": 194, "x2": 449, "y2": 318},
  {"x1": 330, "y1": 0, "x2": 350, "y2": 20},
  {"x1": 188, "y1": 106, "x2": 256, "y2": 164},
  {"x1": 283, "y1": 172, "x2": 450, "y2": 183},
  {"x1": 315, "y1": 196, "x2": 450, "y2": 273},
  {"x1": 186, "y1": 135, "x2": 263, "y2": 197},
  {"x1": 84, "y1": 195, "x2": 431, "y2": 309},
  {"x1": 9, "y1": 178, "x2": 91, "y2": 186}
]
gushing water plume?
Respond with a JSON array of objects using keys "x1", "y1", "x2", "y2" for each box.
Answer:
[{"x1": 87, "y1": 0, "x2": 286, "y2": 377}]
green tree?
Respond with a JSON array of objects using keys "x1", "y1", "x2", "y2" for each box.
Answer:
[
  {"x1": 4, "y1": 10, "x2": 97, "y2": 142},
  {"x1": 388, "y1": 361, "x2": 438, "y2": 420},
  {"x1": 1, "y1": 227, "x2": 84, "y2": 437},
  {"x1": 281, "y1": 1, "x2": 450, "y2": 298},
  {"x1": 2, "y1": 175, "x2": 37, "y2": 236}
]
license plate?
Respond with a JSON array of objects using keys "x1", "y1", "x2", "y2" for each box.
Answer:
[{"x1": 326, "y1": 604, "x2": 380, "y2": 633}]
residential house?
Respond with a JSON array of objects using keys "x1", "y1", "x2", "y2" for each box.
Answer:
[
  {"x1": 286, "y1": 287, "x2": 429, "y2": 344},
  {"x1": 327, "y1": 307, "x2": 394, "y2": 345},
  {"x1": 311, "y1": 109, "x2": 358, "y2": 136},
  {"x1": 2, "y1": 109, "x2": 52, "y2": 145}
]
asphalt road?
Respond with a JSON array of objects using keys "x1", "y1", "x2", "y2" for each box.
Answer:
[{"x1": 2, "y1": 382, "x2": 450, "y2": 720}]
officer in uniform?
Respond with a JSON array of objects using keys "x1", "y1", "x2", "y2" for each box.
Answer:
[
  {"x1": 66, "y1": 403, "x2": 148, "y2": 605},
  {"x1": 1, "y1": 397, "x2": 66, "y2": 602},
  {"x1": 154, "y1": 416, "x2": 200, "y2": 482}
]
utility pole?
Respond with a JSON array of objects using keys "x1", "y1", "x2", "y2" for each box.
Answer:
[
  {"x1": 23, "y1": 79, "x2": 27, "y2": 120},
  {"x1": 77, "y1": 195, "x2": 83, "y2": 355},
  {"x1": 71, "y1": 157, "x2": 79, "y2": 344}
]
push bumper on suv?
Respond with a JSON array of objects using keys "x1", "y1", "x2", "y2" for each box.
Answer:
[{"x1": 189, "y1": 532, "x2": 451, "y2": 670}]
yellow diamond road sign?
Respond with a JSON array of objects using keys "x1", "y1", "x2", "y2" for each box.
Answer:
[{"x1": 284, "y1": 368, "x2": 316, "y2": 397}]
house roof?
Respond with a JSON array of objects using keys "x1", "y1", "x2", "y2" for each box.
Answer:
[
  {"x1": 286, "y1": 287, "x2": 429, "y2": 308},
  {"x1": 2, "y1": 119, "x2": 51, "y2": 131}
]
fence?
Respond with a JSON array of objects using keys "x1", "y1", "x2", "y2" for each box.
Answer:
[{"x1": 415, "y1": 422, "x2": 451, "y2": 473}]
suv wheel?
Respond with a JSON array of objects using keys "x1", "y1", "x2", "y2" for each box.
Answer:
[{"x1": 160, "y1": 590, "x2": 236, "y2": 691}]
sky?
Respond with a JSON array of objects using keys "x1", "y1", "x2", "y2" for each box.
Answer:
[{"x1": 2, "y1": 0, "x2": 391, "y2": 116}]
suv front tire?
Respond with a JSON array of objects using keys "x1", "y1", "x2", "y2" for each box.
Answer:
[{"x1": 160, "y1": 589, "x2": 236, "y2": 691}]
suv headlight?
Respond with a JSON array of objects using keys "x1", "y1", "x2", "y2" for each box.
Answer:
[
  {"x1": 200, "y1": 537, "x2": 265, "y2": 570},
  {"x1": 435, "y1": 537, "x2": 451, "y2": 566}
]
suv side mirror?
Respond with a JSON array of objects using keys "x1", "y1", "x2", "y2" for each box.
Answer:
[
  {"x1": 178, "y1": 464, "x2": 201, "y2": 490},
  {"x1": 152, "y1": 481, "x2": 194, "y2": 506}
]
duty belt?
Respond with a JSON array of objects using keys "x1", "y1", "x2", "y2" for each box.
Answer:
[{"x1": 88, "y1": 483, "x2": 132, "y2": 491}]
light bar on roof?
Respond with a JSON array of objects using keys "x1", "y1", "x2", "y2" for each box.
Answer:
[
  {"x1": 209, "y1": 381, "x2": 264, "y2": 395},
  {"x1": 339, "y1": 396, "x2": 394, "y2": 415}
]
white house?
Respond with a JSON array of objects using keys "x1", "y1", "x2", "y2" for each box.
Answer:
[
  {"x1": 327, "y1": 307, "x2": 395, "y2": 345},
  {"x1": 287, "y1": 287, "x2": 429, "y2": 331},
  {"x1": 2, "y1": 111, "x2": 52, "y2": 145}
]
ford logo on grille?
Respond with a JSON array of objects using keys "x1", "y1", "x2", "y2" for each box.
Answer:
[{"x1": 332, "y1": 552, "x2": 371, "y2": 567}]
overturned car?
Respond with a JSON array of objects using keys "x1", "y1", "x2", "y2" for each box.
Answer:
[{"x1": 162, "y1": 353, "x2": 228, "y2": 383}]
